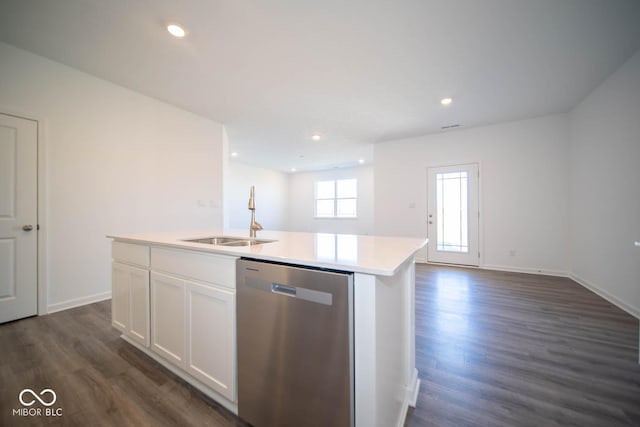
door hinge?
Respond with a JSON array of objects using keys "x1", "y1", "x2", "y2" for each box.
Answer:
[
  {"x1": 478, "y1": 251, "x2": 480, "y2": 258},
  {"x1": 37, "y1": 224, "x2": 40, "y2": 230}
]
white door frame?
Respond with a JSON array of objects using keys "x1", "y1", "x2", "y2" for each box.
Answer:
[
  {"x1": 426, "y1": 162, "x2": 482, "y2": 267},
  {"x1": 1, "y1": 107, "x2": 48, "y2": 315}
]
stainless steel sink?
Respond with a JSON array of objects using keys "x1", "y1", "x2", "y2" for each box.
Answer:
[
  {"x1": 182, "y1": 236, "x2": 275, "y2": 246},
  {"x1": 185, "y1": 236, "x2": 242, "y2": 245},
  {"x1": 221, "y1": 240, "x2": 266, "y2": 247}
]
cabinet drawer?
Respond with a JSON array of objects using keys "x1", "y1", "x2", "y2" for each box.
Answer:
[
  {"x1": 112, "y1": 241, "x2": 150, "y2": 267},
  {"x1": 151, "y1": 247, "x2": 237, "y2": 288}
]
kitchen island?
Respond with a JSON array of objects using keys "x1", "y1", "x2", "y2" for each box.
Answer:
[{"x1": 108, "y1": 229, "x2": 426, "y2": 427}]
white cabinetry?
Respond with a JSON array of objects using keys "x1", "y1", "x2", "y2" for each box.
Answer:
[
  {"x1": 186, "y1": 281, "x2": 235, "y2": 398},
  {"x1": 150, "y1": 247, "x2": 238, "y2": 401},
  {"x1": 111, "y1": 242, "x2": 150, "y2": 347},
  {"x1": 150, "y1": 272, "x2": 186, "y2": 366}
]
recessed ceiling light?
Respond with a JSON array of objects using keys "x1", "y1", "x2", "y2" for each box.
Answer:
[
  {"x1": 167, "y1": 24, "x2": 186, "y2": 38},
  {"x1": 311, "y1": 134, "x2": 321, "y2": 141},
  {"x1": 358, "y1": 159, "x2": 365, "y2": 164},
  {"x1": 231, "y1": 152, "x2": 238, "y2": 157},
  {"x1": 291, "y1": 168, "x2": 297, "y2": 172},
  {"x1": 440, "y1": 97, "x2": 453, "y2": 106}
]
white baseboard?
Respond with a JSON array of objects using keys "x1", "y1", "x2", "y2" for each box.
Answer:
[
  {"x1": 416, "y1": 261, "x2": 638, "y2": 320},
  {"x1": 397, "y1": 368, "x2": 421, "y2": 427},
  {"x1": 407, "y1": 368, "x2": 420, "y2": 408},
  {"x1": 481, "y1": 264, "x2": 569, "y2": 278},
  {"x1": 417, "y1": 261, "x2": 568, "y2": 278},
  {"x1": 47, "y1": 291, "x2": 112, "y2": 314},
  {"x1": 569, "y1": 273, "x2": 639, "y2": 319}
]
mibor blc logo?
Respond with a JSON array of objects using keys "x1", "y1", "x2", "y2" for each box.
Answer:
[{"x1": 13, "y1": 388, "x2": 63, "y2": 417}]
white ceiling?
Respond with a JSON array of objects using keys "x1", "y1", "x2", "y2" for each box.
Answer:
[{"x1": 1, "y1": 0, "x2": 639, "y2": 172}]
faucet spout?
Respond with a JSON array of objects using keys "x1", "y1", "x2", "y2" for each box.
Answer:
[
  {"x1": 248, "y1": 185, "x2": 256, "y2": 210},
  {"x1": 248, "y1": 185, "x2": 263, "y2": 238}
]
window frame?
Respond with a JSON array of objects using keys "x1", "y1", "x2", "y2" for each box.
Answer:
[{"x1": 314, "y1": 178, "x2": 358, "y2": 219}]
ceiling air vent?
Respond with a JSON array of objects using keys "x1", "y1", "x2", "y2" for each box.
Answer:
[{"x1": 441, "y1": 124, "x2": 461, "y2": 130}]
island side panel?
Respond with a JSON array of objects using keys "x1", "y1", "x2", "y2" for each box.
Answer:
[
  {"x1": 354, "y1": 256, "x2": 418, "y2": 427},
  {"x1": 404, "y1": 260, "x2": 420, "y2": 408},
  {"x1": 354, "y1": 273, "x2": 377, "y2": 427}
]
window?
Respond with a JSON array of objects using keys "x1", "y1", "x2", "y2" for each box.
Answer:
[
  {"x1": 315, "y1": 179, "x2": 357, "y2": 218},
  {"x1": 435, "y1": 171, "x2": 468, "y2": 253}
]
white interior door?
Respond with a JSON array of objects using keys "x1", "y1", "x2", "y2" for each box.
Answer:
[
  {"x1": 0, "y1": 113, "x2": 38, "y2": 323},
  {"x1": 427, "y1": 163, "x2": 479, "y2": 266}
]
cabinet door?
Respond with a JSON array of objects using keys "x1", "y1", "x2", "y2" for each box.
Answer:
[
  {"x1": 128, "y1": 267, "x2": 150, "y2": 347},
  {"x1": 151, "y1": 272, "x2": 186, "y2": 368},
  {"x1": 112, "y1": 262, "x2": 150, "y2": 346},
  {"x1": 186, "y1": 281, "x2": 236, "y2": 401},
  {"x1": 111, "y1": 262, "x2": 131, "y2": 333}
]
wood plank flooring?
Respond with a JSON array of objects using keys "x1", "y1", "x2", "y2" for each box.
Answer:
[
  {"x1": 0, "y1": 301, "x2": 247, "y2": 427},
  {"x1": 0, "y1": 264, "x2": 638, "y2": 426},
  {"x1": 406, "y1": 264, "x2": 640, "y2": 427}
]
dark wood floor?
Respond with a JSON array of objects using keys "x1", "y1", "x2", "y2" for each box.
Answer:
[
  {"x1": 1, "y1": 265, "x2": 638, "y2": 426},
  {"x1": 406, "y1": 265, "x2": 640, "y2": 427},
  {"x1": 0, "y1": 300, "x2": 247, "y2": 427}
]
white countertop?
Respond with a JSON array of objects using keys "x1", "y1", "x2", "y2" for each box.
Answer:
[{"x1": 108, "y1": 229, "x2": 427, "y2": 276}]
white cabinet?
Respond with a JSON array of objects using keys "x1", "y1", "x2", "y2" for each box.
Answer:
[
  {"x1": 150, "y1": 272, "x2": 186, "y2": 367},
  {"x1": 149, "y1": 247, "x2": 238, "y2": 402},
  {"x1": 111, "y1": 242, "x2": 150, "y2": 347},
  {"x1": 186, "y1": 281, "x2": 235, "y2": 399},
  {"x1": 112, "y1": 263, "x2": 130, "y2": 332},
  {"x1": 111, "y1": 241, "x2": 238, "y2": 404}
]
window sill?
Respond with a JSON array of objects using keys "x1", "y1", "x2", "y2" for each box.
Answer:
[{"x1": 314, "y1": 216, "x2": 358, "y2": 220}]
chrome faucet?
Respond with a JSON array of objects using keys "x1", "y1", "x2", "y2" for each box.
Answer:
[{"x1": 248, "y1": 185, "x2": 263, "y2": 238}]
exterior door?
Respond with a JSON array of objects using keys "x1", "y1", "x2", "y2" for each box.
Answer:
[
  {"x1": 0, "y1": 113, "x2": 38, "y2": 323},
  {"x1": 427, "y1": 163, "x2": 479, "y2": 266}
]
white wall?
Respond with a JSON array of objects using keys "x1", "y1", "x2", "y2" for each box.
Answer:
[
  {"x1": 569, "y1": 48, "x2": 640, "y2": 317},
  {"x1": 288, "y1": 166, "x2": 374, "y2": 235},
  {"x1": 226, "y1": 161, "x2": 289, "y2": 231},
  {"x1": 226, "y1": 163, "x2": 374, "y2": 235},
  {"x1": 374, "y1": 115, "x2": 571, "y2": 273},
  {"x1": 0, "y1": 42, "x2": 225, "y2": 312}
]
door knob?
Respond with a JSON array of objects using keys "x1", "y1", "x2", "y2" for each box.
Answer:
[{"x1": 22, "y1": 224, "x2": 33, "y2": 231}]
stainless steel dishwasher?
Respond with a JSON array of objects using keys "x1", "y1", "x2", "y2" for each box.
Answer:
[{"x1": 236, "y1": 258, "x2": 354, "y2": 427}]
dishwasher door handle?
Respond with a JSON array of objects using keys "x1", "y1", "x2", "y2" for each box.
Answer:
[
  {"x1": 271, "y1": 283, "x2": 297, "y2": 297},
  {"x1": 244, "y1": 276, "x2": 333, "y2": 306}
]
